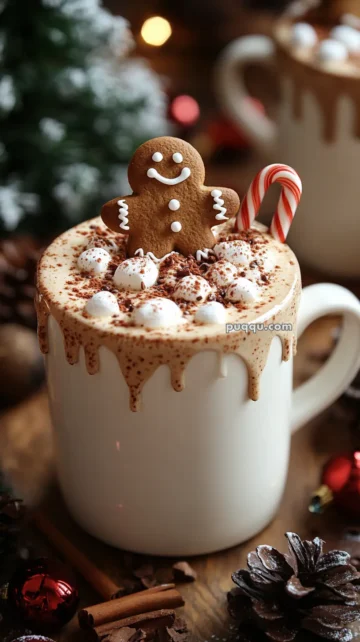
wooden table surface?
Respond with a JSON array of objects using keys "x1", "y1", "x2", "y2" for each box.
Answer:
[{"x1": 1, "y1": 313, "x2": 359, "y2": 642}]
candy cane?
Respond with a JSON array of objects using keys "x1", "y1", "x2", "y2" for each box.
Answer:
[{"x1": 236, "y1": 164, "x2": 302, "y2": 243}]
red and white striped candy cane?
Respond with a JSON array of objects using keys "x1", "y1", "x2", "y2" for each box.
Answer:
[{"x1": 236, "y1": 164, "x2": 302, "y2": 243}]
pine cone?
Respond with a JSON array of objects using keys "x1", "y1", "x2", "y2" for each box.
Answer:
[
  {"x1": 0, "y1": 237, "x2": 43, "y2": 330},
  {"x1": 228, "y1": 532, "x2": 360, "y2": 642}
]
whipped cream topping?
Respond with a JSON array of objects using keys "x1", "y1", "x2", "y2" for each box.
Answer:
[{"x1": 36, "y1": 217, "x2": 300, "y2": 411}]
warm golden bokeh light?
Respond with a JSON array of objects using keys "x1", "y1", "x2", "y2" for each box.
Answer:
[{"x1": 141, "y1": 17, "x2": 172, "y2": 47}]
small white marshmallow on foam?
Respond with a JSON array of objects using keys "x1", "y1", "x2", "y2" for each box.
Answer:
[
  {"x1": 226, "y1": 278, "x2": 259, "y2": 303},
  {"x1": 173, "y1": 275, "x2": 213, "y2": 303},
  {"x1": 291, "y1": 22, "x2": 318, "y2": 49},
  {"x1": 206, "y1": 260, "x2": 238, "y2": 288},
  {"x1": 113, "y1": 257, "x2": 158, "y2": 291},
  {"x1": 77, "y1": 247, "x2": 111, "y2": 275},
  {"x1": 133, "y1": 298, "x2": 182, "y2": 328},
  {"x1": 214, "y1": 240, "x2": 252, "y2": 267},
  {"x1": 317, "y1": 39, "x2": 348, "y2": 64},
  {"x1": 330, "y1": 25, "x2": 360, "y2": 54},
  {"x1": 85, "y1": 291, "x2": 120, "y2": 318},
  {"x1": 195, "y1": 301, "x2": 226, "y2": 325}
]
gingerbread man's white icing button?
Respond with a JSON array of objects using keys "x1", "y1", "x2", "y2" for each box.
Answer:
[
  {"x1": 171, "y1": 221, "x2": 182, "y2": 233},
  {"x1": 168, "y1": 199, "x2": 180, "y2": 211}
]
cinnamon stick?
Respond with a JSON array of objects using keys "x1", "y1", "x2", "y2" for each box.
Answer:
[
  {"x1": 93, "y1": 609, "x2": 176, "y2": 641},
  {"x1": 33, "y1": 511, "x2": 119, "y2": 600},
  {"x1": 79, "y1": 587, "x2": 184, "y2": 629}
]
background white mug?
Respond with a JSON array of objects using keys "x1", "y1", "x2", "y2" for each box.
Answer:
[
  {"x1": 215, "y1": 34, "x2": 360, "y2": 278},
  {"x1": 46, "y1": 282, "x2": 360, "y2": 556}
]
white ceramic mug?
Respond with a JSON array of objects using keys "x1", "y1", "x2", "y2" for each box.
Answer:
[
  {"x1": 215, "y1": 34, "x2": 360, "y2": 278},
  {"x1": 46, "y1": 282, "x2": 360, "y2": 556}
]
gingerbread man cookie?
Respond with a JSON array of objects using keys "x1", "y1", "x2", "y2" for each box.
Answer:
[{"x1": 101, "y1": 137, "x2": 240, "y2": 259}]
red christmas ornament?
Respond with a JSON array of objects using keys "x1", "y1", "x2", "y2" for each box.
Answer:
[
  {"x1": 310, "y1": 451, "x2": 360, "y2": 517},
  {"x1": 8, "y1": 558, "x2": 79, "y2": 630}
]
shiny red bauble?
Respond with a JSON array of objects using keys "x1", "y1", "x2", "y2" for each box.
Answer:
[
  {"x1": 323, "y1": 451, "x2": 360, "y2": 516},
  {"x1": 8, "y1": 558, "x2": 79, "y2": 630}
]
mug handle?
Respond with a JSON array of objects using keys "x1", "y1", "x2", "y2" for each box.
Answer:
[
  {"x1": 291, "y1": 283, "x2": 360, "y2": 433},
  {"x1": 214, "y1": 35, "x2": 277, "y2": 158}
]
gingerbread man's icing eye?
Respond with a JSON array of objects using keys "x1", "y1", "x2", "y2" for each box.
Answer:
[
  {"x1": 172, "y1": 152, "x2": 183, "y2": 163},
  {"x1": 152, "y1": 152, "x2": 163, "y2": 162}
]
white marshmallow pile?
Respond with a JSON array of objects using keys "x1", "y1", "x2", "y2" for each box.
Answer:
[
  {"x1": 133, "y1": 298, "x2": 182, "y2": 328},
  {"x1": 206, "y1": 260, "x2": 238, "y2": 287},
  {"x1": 291, "y1": 22, "x2": 318, "y2": 48},
  {"x1": 317, "y1": 38, "x2": 348, "y2": 63},
  {"x1": 330, "y1": 25, "x2": 360, "y2": 53},
  {"x1": 290, "y1": 20, "x2": 360, "y2": 65},
  {"x1": 113, "y1": 257, "x2": 158, "y2": 291},
  {"x1": 214, "y1": 240, "x2": 252, "y2": 267},
  {"x1": 195, "y1": 301, "x2": 226, "y2": 324},
  {"x1": 78, "y1": 248, "x2": 111, "y2": 275},
  {"x1": 226, "y1": 277, "x2": 259, "y2": 303},
  {"x1": 173, "y1": 275, "x2": 213, "y2": 302},
  {"x1": 85, "y1": 291, "x2": 120, "y2": 318}
]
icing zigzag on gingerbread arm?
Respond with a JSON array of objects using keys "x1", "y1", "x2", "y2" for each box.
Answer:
[
  {"x1": 101, "y1": 195, "x2": 140, "y2": 235},
  {"x1": 206, "y1": 187, "x2": 240, "y2": 227}
]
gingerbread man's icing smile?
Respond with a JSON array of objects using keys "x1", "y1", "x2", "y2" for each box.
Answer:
[
  {"x1": 146, "y1": 150, "x2": 191, "y2": 185},
  {"x1": 101, "y1": 136, "x2": 240, "y2": 259}
]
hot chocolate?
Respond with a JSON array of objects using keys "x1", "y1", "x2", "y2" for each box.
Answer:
[
  {"x1": 36, "y1": 216, "x2": 299, "y2": 411},
  {"x1": 36, "y1": 138, "x2": 360, "y2": 556}
]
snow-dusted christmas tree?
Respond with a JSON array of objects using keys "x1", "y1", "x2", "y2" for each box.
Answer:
[{"x1": 0, "y1": 0, "x2": 169, "y2": 236}]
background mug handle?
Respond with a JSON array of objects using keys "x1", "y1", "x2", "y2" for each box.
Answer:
[
  {"x1": 214, "y1": 35, "x2": 277, "y2": 158},
  {"x1": 291, "y1": 283, "x2": 360, "y2": 433}
]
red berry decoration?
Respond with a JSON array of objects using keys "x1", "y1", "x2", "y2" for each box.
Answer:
[
  {"x1": 8, "y1": 558, "x2": 79, "y2": 630},
  {"x1": 310, "y1": 451, "x2": 360, "y2": 517}
]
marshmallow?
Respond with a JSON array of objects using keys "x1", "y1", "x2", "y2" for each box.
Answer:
[
  {"x1": 317, "y1": 39, "x2": 348, "y2": 63},
  {"x1": 113, "y1": 257, "x2": 158, "y2": 290},
  {"x1": 78, "y1": 247, "x2": 111, "y2": 275},
  {"x1": 214, "y1": 240, "x2": 252, "y2": 267},
  {"x1": 226, "y1": 278, "x2": 259, "y2": 303},
  {"x1": 244, "y1": 266, "x2": 261, "y2": 283},
  {"x1": 291, "y1": 22, "x2": 318, "y2": 49},
  {"x1": 206, "y1": 260, "x2": 238, "y2": 287},
  {"x1": 261, "y1": 255, "x2": 274, "y2": 273},
  {"x1": 330, "y1": 25, "x2": 360, "y2": 53},
  {"x1": 134, "y1": 298, "x2": 182, "y2": 328},
  {"x1": 87, "y1": 235, "x2": 119, "y2": 254},
  {"x1": 85, "y1": 291, "x2": 120, "y2": 317},
  {"x1": 195, "y1": 302, "x2": 226, "y2": 325},
  {"x1": 173, "y1": 275, "x2": 213, "y2": 302}
]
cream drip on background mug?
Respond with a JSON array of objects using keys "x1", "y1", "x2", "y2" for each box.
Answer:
[
  {"x1": 36, "y1": 137, "x2": 360, "y2": 557},
  {"x1": 215, "y1": 7, "x2": 360, "y2": 278}
]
